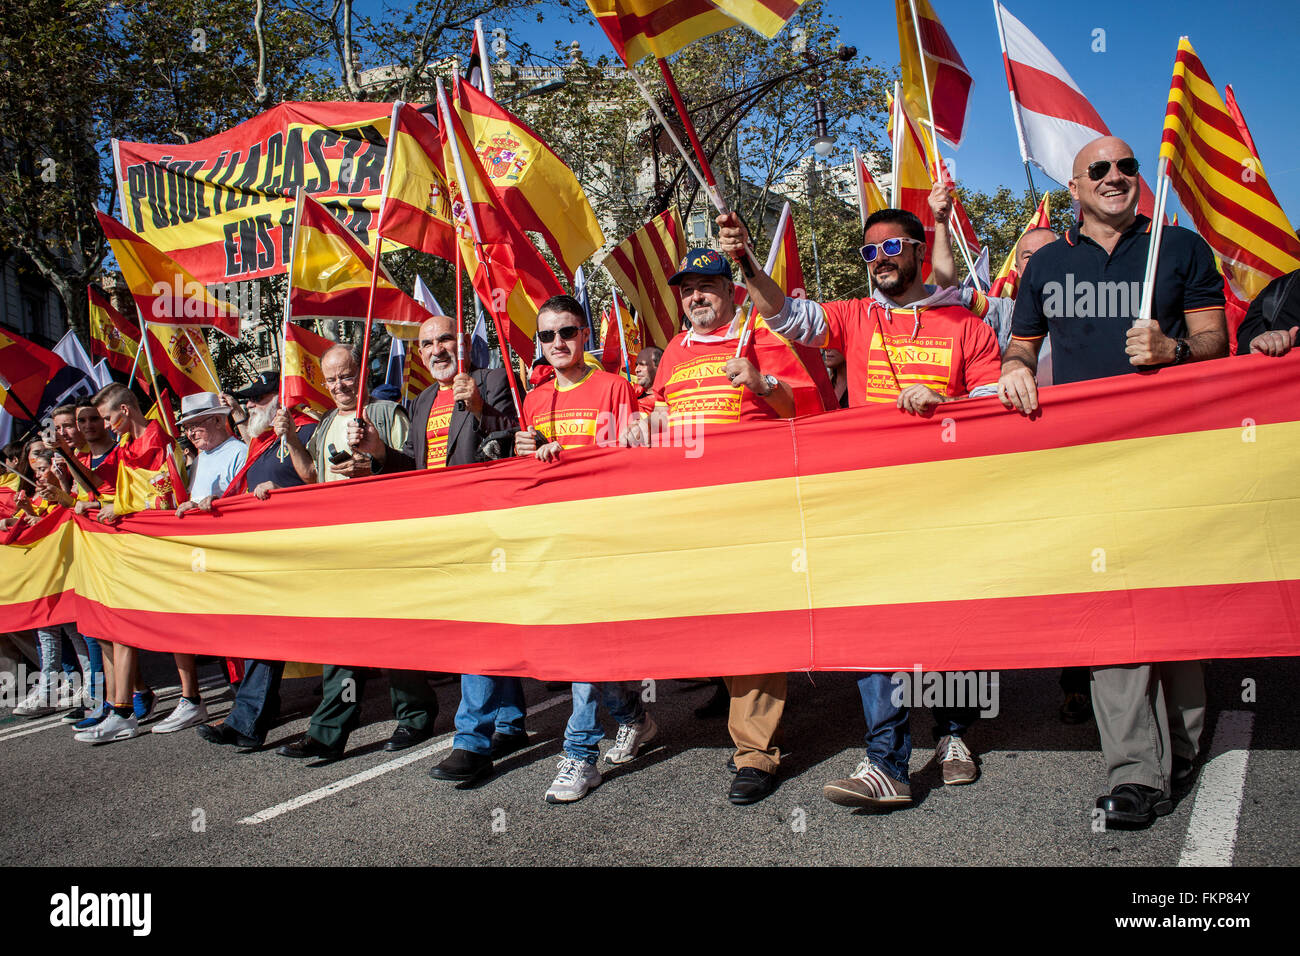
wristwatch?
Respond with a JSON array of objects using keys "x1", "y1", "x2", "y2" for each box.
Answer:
[
  {"x1": 1172, "y1": 338, "x2": 1191, "y2": 365},
  {"x1": 759, "y1": 374, "x2": 779, "y2": 397}
]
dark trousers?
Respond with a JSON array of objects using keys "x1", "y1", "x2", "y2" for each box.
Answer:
[
  {"x1": 224, "y1": 659, "x2": 284, "y2": 743},
  {"x1": 308, "y1": 665, "x2": 438, "y2": 749}
]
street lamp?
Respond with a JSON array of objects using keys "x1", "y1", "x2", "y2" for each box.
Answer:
[
  {"x1": 502, "y1": 77, "x2": 567, "y2": 105},
  {"x1": 806, "y1": 93, "x2": 835, "y2": 300}
]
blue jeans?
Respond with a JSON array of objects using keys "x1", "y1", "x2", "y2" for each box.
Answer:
[
  {"x1": 453, "y1": 675, "x2": 526, "y2": 754},
  {"x1": 858, "y1": 673, "x2": 978, "y2": 784},
  {"x1": 224, "y1": 659, "x2": 284, "y2": 743},
  {"x1": 564, "y1": 682, "x2": 644, "y2": 763}
]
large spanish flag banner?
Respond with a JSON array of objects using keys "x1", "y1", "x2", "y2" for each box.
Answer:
[
  {"x1": 113, "y1": 103, "x2": 395, "y2": 283},
  {"x1": 601, "y1": 209, "x2": 688, "y2": 349},
  {"x1": 587, "y1": 0, "x2": 806, "y2": 65},
  {"x1": 1159, "y1": 38, "x2": 1300, "y2": 301},
  {"x1": 2, "y1": 356, "x2": 1298, "y2": 677}
]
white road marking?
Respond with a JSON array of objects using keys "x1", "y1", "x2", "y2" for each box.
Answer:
[
  {"x1": 1178, "y1": 710, "x2": 1254, "y2": 867},
  {"x1": 239, "y1": 693, "x2": 570, "y2": 825},
  {"x1": 0, "y1": 676, "x2": 229, "y2": 743}
]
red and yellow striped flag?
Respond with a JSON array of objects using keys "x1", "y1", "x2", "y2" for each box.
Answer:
[
  {"x1": 144, "y1": 323, "x2": 219, "y2": 397},
  {"x1": 96, "y1": 210, "x2": 240, "y2": 339},
  {"x1": 854, "y1": 151, "x2": 889, "y2": 227},
  {"x1": 1159, "y1": 38, "x2": 1300, "y2": 300},
  {"x1": 896, "y1": 0, "x2": 973, "y2": 148},
  {"x1": 601, "y1": 209, "x2": 688, "y2": 349},
  {"x1": 587, "y1": 0, "x2": 807, "y2": 65},
  {"x1": 599, "y1": 294, "x2": 645, "y2": 374},
  {"x1": 402, "y1": 345, "x2": 435, "y2": 403},
  {"x1": 281, "y1": 323, "x2": 336, "y2": 416},
  {"x1": 87, "y1": 287, "x2": 151, "y2": 392},
  {"x1": 990, "y1": 193, "x2": 1052, "y2": 299},
  {"x1": 290, "y1": 192, "x2": 431, "y2": 331}
]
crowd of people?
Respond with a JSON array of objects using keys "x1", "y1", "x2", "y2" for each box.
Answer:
[{"x1": 3, "y1": 135, "x2": 1296, "y2": 827}]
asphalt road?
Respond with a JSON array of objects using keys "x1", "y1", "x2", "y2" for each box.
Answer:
[{"x1": 1, "y1": 653, "x2": 1295, "y2": 867}]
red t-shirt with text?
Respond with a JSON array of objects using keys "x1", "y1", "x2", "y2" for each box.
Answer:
[
  {"x1": 522, "y1": 368, "x2": 640, "y2": 450},
  {"x1": 653, "y1": 330, "x2": 785, "y2": 427},
  {"x1": 425, "y1": 386, "x2": 456, "y2": 469}
]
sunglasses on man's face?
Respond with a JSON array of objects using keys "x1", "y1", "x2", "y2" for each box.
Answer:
[
  {"x1": 538, "y1": 326, "x2": 582, "y2": 344},
  {"x1": 1078, "y1": 157, "x2": 1140, "y2": 181},
  {"x1": 859, "y1": 237, "x2": 922, "y2": 264}
]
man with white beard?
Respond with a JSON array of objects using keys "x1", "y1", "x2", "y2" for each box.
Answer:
[{"x1": 193, "y1": 372, "x2": 320, "y2": 750}]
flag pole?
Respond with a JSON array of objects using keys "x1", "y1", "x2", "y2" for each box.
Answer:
[
  {"x1": 736, "y1": 201, "x2": 791, "y2": 357},
  {"x1": 1137, "y1": 157, "x2": 1172, "y2": 324},
  {"x1": 453, "y1": 228, "x2": 466, "y2": 412},
  {"x1": 126, "y1": 335, "x2": 144, "y2": 391},
  {"x1": 992, "y1": 0, "x2": 1040, "y2": 208},
  {"x1": 138, "y1": 319, "x2": 172, "y2": 438},
  {"x1": 182, "y1": 328, "x2": 221, "y2": 392},
  {"x1": 474, "y1": 18, "x2": 495, "y2": 99},
  {"x1": 852, "y1": 149, "x2": 875, "y2": 296},
  {"x1": 278, "y1": 188, "x2": 305, "y2": 456},
  {"x1": 436, "y1": 77, "x2": 524, "y2": 421},
  {"x1": 890, "y1": 83, "x2": 903, "y2": 207},
  {"x1": 655, "y1": 57, "x2": 726, "y2": 213},
  {"x1": 611, "y1": 291, "x2": 633, "y2": 380}
]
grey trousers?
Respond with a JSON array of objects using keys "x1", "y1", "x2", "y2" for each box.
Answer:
[{"x1": 1090, "y1": 661, "x2": 1205, "y2": 792}]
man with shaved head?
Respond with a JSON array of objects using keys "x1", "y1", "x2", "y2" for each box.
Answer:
[
  {"x1": 1000, "y1": 135, "x2": 1227, "y2": 830},
  {"x1": 355, "y1": 314, "x2": 526, "y2": 785}
]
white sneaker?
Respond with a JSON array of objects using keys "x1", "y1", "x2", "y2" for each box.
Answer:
[
  {"x1": 605, "y1": 713, "x2": 658, "y2": 764},
  {"x1": 74, "y1": 711, "x2": 139, "y2": 744},
  {"x1": 151, "y1": 697, "x2": 208, "y2": 734},
  {"x1": 545, "y1": 756, "x2": 602, "y2": 803},
  {"x1": 12, "y1": 682, "x2": 57, "y2": 717}
]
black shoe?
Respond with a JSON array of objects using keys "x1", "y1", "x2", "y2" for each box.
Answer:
[
  {"x1": 694, "y1": 684, "x2": 730, "y2": 719},
  {"x1": 728, "y1": 767, "x2": 776, "y2": 805},
  {"x1": 429, "y1": 747, "x2": 493, "y2": 782},
  {"x1": 197, "y1": 722, "x2": 260, "y2": 749},
  {"x1": 1059, "y1": 692, "x2": 1093, "y2": 724},
  {"x1": 1096, "y1": 783, "x2": 1173, "y2": 829},
  {"x1": 490, "y1": 731, "x2": 531, "y2": 759},
  {"x1": 384, "y1": 725, "x2": 433, "y2": 752},
  {"x1": 1172, "y1": 756, "x2": 1198, "y2": 792},
  {"x1": 276, "y1": 734, "x2": 344, "y2": 762}
]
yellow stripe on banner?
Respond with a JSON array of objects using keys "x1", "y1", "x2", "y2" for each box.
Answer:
[{"x1": 57, "y1": 422, "x2": 1300, "y2": 626}]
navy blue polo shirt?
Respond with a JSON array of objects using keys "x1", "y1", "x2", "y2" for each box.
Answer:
[
  {"x1": 245, "y1": 421, "x2": 318, "y2": 490},
  {"x1": 1011, "y1": 215, "x2": 1224, "y2": 385}
]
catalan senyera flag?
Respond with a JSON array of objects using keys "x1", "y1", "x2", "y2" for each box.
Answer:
[
  {"x1": 281, "y1": 322, "x2": 336, "y2": 416},
  {"x1": 587, "y1": 0, "x2": 807, "y2": 65},
  {"x1": 87, "y1": 287, "x2": 150, "y2": 392},
  {"x1": 96, "y1": 211, "x2": 240, "y2": 339},
  {"x1": 290, "y1": 191, "x2": 432, "y2": 332},
  {"x1": 896, "y1": 0, "x2": 973, "y2": 148},
  {"x1": 990, "y1": 192, "x2": 1052, "y2": 299},
  {"x1": 1159, "y1": 38, "x2": 1300, "y2": 301},
  {"x1": 439, "y1": 86, "x2": 566, "y2": 368},
  {"x1": 0, "y1": 328, "x2": 65, "y2": 419},
  {"x1": 601, "y1": 209, "x2": 689, "y2": 349},
  {"x1": 854, "y1": 149, "x2": 889, "y2": 229},
  {"x1": 144, "y1": 323, "x2": 220, "y2": 397},
  {"x1": 377, "y1": 103, "x2": 457, "y2": 263},
  {"x1": 455, "y1": 77, "x2": 604, "y2": 281},
  {"x1": 751, "y1": 202, "x2": 835, "y2": 416},
  {"x1": 4, "y1": 355, "x2": 1299, "y2": 676},
  {"x1": 403, "y1": 344, "x2": 435, "y2": 402}
]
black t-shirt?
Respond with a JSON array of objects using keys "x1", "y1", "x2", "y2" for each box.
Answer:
[
  {"x1": 1011, "y1": 215, "x2": 1224, "y2": 385},
  {"x1": 1234, "y1": 270, "x2": 1300, "y2": 354},
  {"x1": 245, "y1": 422, "x2": 318, "y2": 490}
]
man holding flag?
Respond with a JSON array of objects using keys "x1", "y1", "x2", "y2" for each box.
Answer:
[
  {"x1": 717, "y1": 207, "x2": 1002, "y2": 809},
  {"x1": 1000, "y1": 136, "x2": 1226, "y2": 829}
]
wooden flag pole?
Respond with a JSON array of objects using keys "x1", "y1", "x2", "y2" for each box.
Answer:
[{"x1": 1138, "y1": 158, "x2": 1172, "y2": 324}]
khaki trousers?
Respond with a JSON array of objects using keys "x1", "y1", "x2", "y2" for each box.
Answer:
[
  {"x1": 1090, "y1": 661, "x2": 1205, "y2": 793},
  {"x1": 724, "y1": 673, "x2": 786, "y2": 774}
]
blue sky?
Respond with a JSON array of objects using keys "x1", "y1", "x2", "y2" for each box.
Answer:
[{"x1": 489, "y1": 0, "x2": 1300, "y2": 226}]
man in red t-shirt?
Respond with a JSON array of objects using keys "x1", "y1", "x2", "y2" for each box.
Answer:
[
  {"x1": 719, "y1": 207, "x2": 994, "y2": 811},
  {"x1": 514, "y1": 295, "x2": 660, "y2": 805}
]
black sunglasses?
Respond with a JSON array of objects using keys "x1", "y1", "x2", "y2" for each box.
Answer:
[
  {"x1": 1080, "y1": 157, "x2": 1140, "y2": 181},
  {"x1": 538, "y1": 325, "x2": 583, "y2": 344}
]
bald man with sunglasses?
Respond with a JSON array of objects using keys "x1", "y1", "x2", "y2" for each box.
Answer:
[{"x1": 1000, "y1": 136, "x2": 1226, "y2": 830}]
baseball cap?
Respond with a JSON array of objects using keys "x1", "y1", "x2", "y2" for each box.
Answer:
[{"x1": 667, "y1": 248, "x2": 734, "y2": 286}]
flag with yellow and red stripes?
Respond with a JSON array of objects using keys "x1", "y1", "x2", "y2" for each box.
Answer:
[{"x1": 601, "y1": 210, "x2": 688, "y2": 350}]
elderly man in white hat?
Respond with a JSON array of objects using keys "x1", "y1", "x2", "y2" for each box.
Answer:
[{"x1": 175, "y1": 392, "x2": 248, "y2": 516}]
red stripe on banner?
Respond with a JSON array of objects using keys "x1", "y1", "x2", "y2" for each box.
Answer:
[
  {"x1": 1008, "y1": 58, "x2": 1109, "y2": 132},
  {"x1": 51, "y1": 352, "x2": 1300, "y2": 538},
  {"x1": 66, "y1": 578, "x2": 1300, "y2": 680},
  {"x1": 612, "y1": 0, "x2": 718, "y2": 42}
]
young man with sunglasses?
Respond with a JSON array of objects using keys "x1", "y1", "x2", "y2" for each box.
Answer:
[
  {"x1": 1001, "y1": 136, "x2": 1226, "y2": 830},
  {"x1": 513, "y1": 295, "x2": 659, "y2": 803},
  {"x1": 716, "y1": 206, "x2": 1002, "y2": 810}
]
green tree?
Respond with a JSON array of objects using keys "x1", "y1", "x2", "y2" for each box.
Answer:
[{"x1": 956, "y1": 185, "x2": 1075, "y2": 278}]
